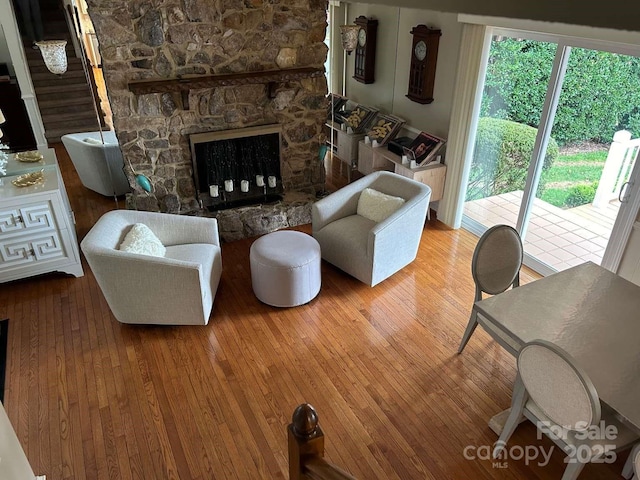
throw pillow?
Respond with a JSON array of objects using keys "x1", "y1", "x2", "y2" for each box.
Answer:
[
  {"x1": 83, "y1": 137, "x2": 103, "y2": 145},
  {"x1": 118, "y1": 223, "x2": 166, "y2": 257},
  {"x1": 357, "y1": 188, "x2": 405, "y2": 223}
]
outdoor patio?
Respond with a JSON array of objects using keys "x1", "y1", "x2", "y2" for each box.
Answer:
[{"x1": 464, "y1": 190, "x2": 619, "y2": 272}]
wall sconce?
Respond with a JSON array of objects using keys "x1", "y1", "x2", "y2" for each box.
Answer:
[
  {"x1": 36, "y1": 40, "x2": 68, "y2": 75},
  {"x1": 339, "y1": 25, "x2": 359, "y2": 55}
]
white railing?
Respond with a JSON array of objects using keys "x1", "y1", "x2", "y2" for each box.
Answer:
[{"x1": 593, "y1": 130, "x2": 640, "y2": 208}]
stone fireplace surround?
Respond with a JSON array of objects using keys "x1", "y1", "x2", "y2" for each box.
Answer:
[{"x1": 86, "y1": 0, "x2": 329, "y2": 241}]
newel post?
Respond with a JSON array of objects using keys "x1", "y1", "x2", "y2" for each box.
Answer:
[{"x1": 288, "y1": 403, "x2": 324, "y2": 480}]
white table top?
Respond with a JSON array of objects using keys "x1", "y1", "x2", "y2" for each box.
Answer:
[
  {"x1": 475, "y1": 261, "x2": 640, "y2": 430},
  {"x1": 2, "y1": 148, "x2": 56, "y2": 177}
]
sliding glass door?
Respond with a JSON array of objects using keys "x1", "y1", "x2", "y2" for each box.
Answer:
[{"x1": 463, "y1": 29, "x2": 640, "y2": 275}]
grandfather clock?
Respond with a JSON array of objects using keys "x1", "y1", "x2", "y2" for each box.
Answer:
[
  {"x1": 353, "y1": 16, "x2": 378, "y2": 84},
  {"x1": 406, "y1": 25, "x2": 441, "y2": 104}
]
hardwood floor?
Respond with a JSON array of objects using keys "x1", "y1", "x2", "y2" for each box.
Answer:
[{"x1": 0, "y1": 146, "x2": 628, "y2": 479}]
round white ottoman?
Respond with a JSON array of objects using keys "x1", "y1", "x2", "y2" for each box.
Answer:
[{"x1": 250, "y1": 230, "x2": 321, "y2": 307}]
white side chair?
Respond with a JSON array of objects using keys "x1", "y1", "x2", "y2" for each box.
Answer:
[
  {"x1": 61, "y1": 131, "x2": 130, "y2": 197},
  {"x1": 81, "y1": 210, "x2": 222, "y2": 325},
  {"x1": 493, "y1": 339, "x2": 639, "y2": 480},
  {"x1": 458, "y1": 224, "x2": 523, "y2": 354},
  {"x1": 623, "y1": 443, "x2": 640, "y2": 479},
  {"x1": 312, "y1": 171, "x2": 431, "y2": 286}
]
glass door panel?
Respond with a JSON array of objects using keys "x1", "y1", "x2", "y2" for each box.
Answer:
[
  {"x1": 463, "y1": 35, "x2": 556, "y2": 234},
  {"x1": 527, "y1": 48, "x2": 640, "y2": 272}
]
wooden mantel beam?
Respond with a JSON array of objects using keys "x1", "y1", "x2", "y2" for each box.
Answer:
[{"x1": 127, "y1": 67, "x2": 325, "y2": 97}]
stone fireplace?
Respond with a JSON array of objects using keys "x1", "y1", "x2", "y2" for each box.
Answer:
[
  {"x1": 85, "y1": 0, "x2": 329, "y2": 239},
  {"x1": 190, "y1": 124, "x2": 284, "y2": 211}
]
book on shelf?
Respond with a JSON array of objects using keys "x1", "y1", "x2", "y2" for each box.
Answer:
[
  {"x1": 366, "y1": 113, "x2": 405, "y2": 145},
  {"x1": 403, "y1": 131, "x2": 446, "y2": 166}
]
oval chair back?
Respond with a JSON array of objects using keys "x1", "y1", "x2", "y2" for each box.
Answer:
[
  {"x1": 518, "y1": 340, "x2": 601, "y2": 431},
  {"x1": 472, "y1": 224, "x2": 523, "y2": 299}
]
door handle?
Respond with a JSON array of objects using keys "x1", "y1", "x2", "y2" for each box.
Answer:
[{"x1": 619, "y1": 181, "x2": 632, "y2": 203}]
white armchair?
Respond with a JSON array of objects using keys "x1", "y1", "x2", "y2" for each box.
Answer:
[
  {"x1": 81, "y1": 210, "x2": 222, "y2": 325},
  {"x1": 312, "y1": 171, "x2": 431, "y2": 286},
  {"x1": 61, "y1": 131, "x2": 130, "y2": 197}
]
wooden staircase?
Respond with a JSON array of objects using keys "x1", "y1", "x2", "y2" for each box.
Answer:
[{"x1": 22, "y1": 0, "x2": 104, "y2": 143}]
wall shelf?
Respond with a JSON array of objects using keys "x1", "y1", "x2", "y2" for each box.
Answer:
[{"x1": 127, "y1": 67, "x2": 325, "y2": 109}]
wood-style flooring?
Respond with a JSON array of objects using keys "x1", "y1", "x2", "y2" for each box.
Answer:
[{"x1": 0, "y1": 147, "x2": 628, "y2": 479}]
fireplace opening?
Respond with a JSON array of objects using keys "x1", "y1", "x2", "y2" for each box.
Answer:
[{"x1": 190, "y1": 125, "x2": 284, "y2": 211}]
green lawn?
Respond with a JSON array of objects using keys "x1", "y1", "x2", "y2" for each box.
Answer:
[{"x1": 539, "y1": 149, "x2": 607, "y2": 208}]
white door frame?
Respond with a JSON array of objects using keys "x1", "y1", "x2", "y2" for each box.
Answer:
[{"x1": 456, "y1": 25, "x2": 640, "y2": 274}]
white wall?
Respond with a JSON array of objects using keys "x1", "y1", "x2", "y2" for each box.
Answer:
[{"x1": 339, "y1": 5, "x2": 462, "y2": 140}]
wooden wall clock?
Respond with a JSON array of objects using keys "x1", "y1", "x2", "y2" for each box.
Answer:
[
  {"x1": 407, "y1": 24, "x2": 441, "y2": 104},
  {"x1": 353, "y1": 16, "x2": 378, "y2": 84}
]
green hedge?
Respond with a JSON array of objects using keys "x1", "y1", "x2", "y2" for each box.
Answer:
[
  {"x1": 466, "y1": 117, "x2": 559, "y2": 201},
  {"x1": 481, "y1": 38, "x2": 640, "y2": 145}
]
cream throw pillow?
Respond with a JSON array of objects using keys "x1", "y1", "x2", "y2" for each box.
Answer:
[
  {"x1": 357, "y1": 188, "x2": 405, "y2": 223},
  {"x1": 118, "y1": 223, "x2": 166, "y2": 257}
]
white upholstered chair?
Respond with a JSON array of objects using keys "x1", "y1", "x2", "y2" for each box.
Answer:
[
  {"x1": 81, "y1": 210, "x2": 222, "y2": 325},
  {"x1": 494, "y1": 340, "x2": 638, "y2": 480},
  {"x1": 312, "y1": 171, "x2": 431, "y2": 286},
  {"x1": 61, "y1": 131, "x2": 130, "y2": 197},
  {"x1": 623, "y1": 443, "x2": 640, "y2": 479},
  {"x1": 458, "y1": 224, "x2": 523, "y2": 354}
]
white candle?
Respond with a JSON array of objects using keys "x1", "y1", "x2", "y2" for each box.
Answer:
[
  {"x1": 340, "y1": 123, "x2": 346, "y2": 131},
  {"x1": 401, "y1": 155, "x2": 409, "y2": 165},
  {"x1": 410, "y1": 160, "x2": 417, "y2": 169},
  {"x1": 209, "y1": 185, "x2": 219, "y2": 197},
  {"x1": 364, "y1": 136, "x2": 371, "y2": 145},
  {"x1": 241, "y1": 180, "x2": 249, "y2": 192},
  {"x1": 372, "y1": 140, "x2": 380, "y2": 148},
  {"x1": 224, "y1": 179, "x2": 233, "y2": 192},
  {"x1": 268, "y1": 175, "x2": 277, "y2": 188},
  {"x1": 256, "y1": 175, "x2": 265, "y2": 187},
  {"x1": 347, "y1": 126, "x2": 354, "y2": 134}
]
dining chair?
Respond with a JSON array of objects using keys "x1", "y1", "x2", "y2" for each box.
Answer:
[
  {"x1": 623, "y1": 443, "x2": 640, "y2": 479},
  {"x1": 493, "y1": 339, "x2": 639, "y2": 480},
  {"x1": 458, "y1": 224, "x2": 523, "y2": 354}
]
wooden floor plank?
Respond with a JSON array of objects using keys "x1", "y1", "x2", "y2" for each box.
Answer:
[{"x1": 0, "y1": 144, "x2": 630, "y2": 479}]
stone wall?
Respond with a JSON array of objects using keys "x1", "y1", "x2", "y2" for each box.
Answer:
[{"x1": 86, "y1": 0, "x2": 329, "y2": 213}]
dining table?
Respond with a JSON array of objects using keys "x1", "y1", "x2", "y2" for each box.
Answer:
[{"x1": 472, "y1": 261, "x2": 640, "y2": 434}]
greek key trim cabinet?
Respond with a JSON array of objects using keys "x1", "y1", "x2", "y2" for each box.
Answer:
[{"x1": 0, "y1": 149, "x2": 83, "y2": 282}]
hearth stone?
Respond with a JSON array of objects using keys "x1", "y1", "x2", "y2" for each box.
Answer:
[{"x1": 125, "y1": 189, "x2": 316, "y2": 243}]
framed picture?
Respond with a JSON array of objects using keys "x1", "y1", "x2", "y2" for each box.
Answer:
[
  {"x1": 404, "y1": 132, "x2": 446, "y2": 166},
  {"x1": 327, "y1": 93, "x2": 348, "y2": 118},
  {"x1": 366, "y1": 113, "x2": 405, "y2": 145},
  {"x1": 343, "y1": 104, "x2": 378, "y2": 133}
]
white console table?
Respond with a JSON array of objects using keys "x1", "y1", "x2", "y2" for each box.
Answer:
[
  {"x1": 358, "y1": 142, "x2": 447, "y2": 203},
  {"x1": 0, "y1": 148, "x2": 83, "y2": 282}
]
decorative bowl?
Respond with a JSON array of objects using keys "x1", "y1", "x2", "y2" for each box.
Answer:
[
  {"x1": 11, "y1": 169, "x2": 44, "y2": 187},
  {"x1": 15, "y1": 151, "x2": 44, "y2": 162}
]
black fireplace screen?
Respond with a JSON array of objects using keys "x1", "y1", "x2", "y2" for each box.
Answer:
[{"x1": 190, "y1": 126, "x2": 283, "y2": 210}]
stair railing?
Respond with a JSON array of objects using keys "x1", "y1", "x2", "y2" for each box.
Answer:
[{"x1": 288, "y1": 404, "x2": 357, "y2": 480}]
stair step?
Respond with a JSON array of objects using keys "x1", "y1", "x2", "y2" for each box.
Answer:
[
  {"x1": 40, "y1": 102, "x2": 96, "y2": 115},
  {"x1": 34, "y1": 83, "x2": 92, "y2": 95},
  {"x1": 42, "y1": 110, "x2": 98, "y2": 124},
  {"x1": 45, "y1": 125, "x2": 104, "y2": 143},
  {"x1": 32, "y1": 72, "x2": 87, "y2": 85},
  {"x1": 29, "y1": 57, "x2": 84, "y2": 75},
  {"x1": 37, "y1": 95, "x2": 95, "y2": 108}
]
